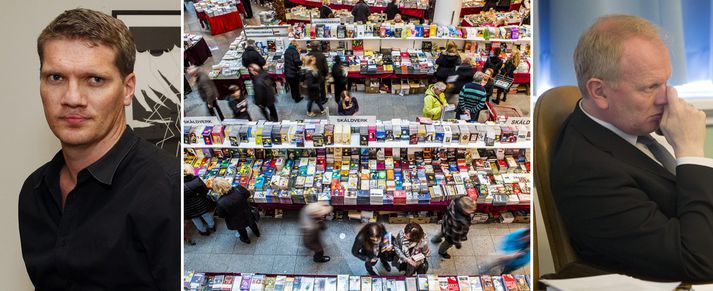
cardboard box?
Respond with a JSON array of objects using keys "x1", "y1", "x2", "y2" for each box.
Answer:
[{"x1": 410, "y1": 216, "x2": 430, "y2": 224}]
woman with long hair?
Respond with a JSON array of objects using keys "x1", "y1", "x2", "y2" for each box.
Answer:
[
  {"x1": 435, "y1": 41, "x2": 461, "y2": 83},
  {"x1": 352, "y1": 222, "x2": 393, "y2": 275},
  {"x1": 494, "y1": 48, "x2": 521, "y2": 104}
]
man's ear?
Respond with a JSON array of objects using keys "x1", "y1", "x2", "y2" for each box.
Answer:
[
  {"x1": 586, "y1": 78, "x2": 609, "y2": 110},
  {"x1": 122, "y1": 73, "x2": 136, "y2": 106}
]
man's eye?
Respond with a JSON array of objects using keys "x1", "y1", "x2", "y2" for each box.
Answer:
[
  {"x1": 89, "y1": 76, "x2": 104, "y2": 85},
  {"x1": 48, "y1": 74, "x2": 63, "y2": 82}
]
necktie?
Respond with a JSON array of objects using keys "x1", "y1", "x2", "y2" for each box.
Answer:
[{"x1": 637, "y1": 135, "x2": 676, "y2": 175}]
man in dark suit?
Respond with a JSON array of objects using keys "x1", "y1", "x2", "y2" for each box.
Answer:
[{"x1": 551, "y1": 15, "x2": 713, "y2": 282}]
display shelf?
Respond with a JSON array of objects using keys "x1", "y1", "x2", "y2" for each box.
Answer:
[
  {"x1": 290, "y1": 37, "x2": 531, "y2": 42},
  {"x1": 184, "y1": 272, "x2": 532, "y2": 291},
  {"x1": 184, "y1": 134, "x2": 531, "y2": 149},
  {"x1": 253, "y1": 200, "x2": 529, "y2": 211}
]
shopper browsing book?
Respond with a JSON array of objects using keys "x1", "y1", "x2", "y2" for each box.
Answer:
[
  {"x1": 304, "y1": 56, "x2": 327, "y2": 117},
  {"x1": 422, "y1": 82, "x2": 449, "y2": 120},
  {"x1": 338, "y1": 92, "x2": 359, "y2": 116},
  {"x1": 551, "y1": 15, "x2": 713, "y2": 281},
  {"x1": 213, "y1": 179, "x2": 261, "y2": 244},
  {"x1": 393, "y1": 223, "x2": 431, "y2": 276},
  {"x1": 352, "y1": 223, "x2": 395, "y2": 275},
  {"x1": 19, "y1": 8, "x2": 180, "y2": 290},
  {"x1": 184, "y1": 164, "x2": 216, "y2": 236},
  {"x1": 458, "y1": 72, "x2": 488, "y2": 122}
]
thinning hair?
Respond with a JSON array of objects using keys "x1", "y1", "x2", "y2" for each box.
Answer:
[
  {"x1": 573, "y1": 15, "x2": 663, "y2": 97},
  {"x1": 38, "y1": 8, "x2": 136, "y2": 78},
  {"x1": 473, "y1": 71, "x2": 486, "y2": 82}
]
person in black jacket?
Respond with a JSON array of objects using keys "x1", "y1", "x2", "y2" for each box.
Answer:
[
  {"x1": 242, "y1": 39, "x2": 266, "y2": 69},
  {"x1": 482, "y1": 47, "x2": 503, "y2": 75},
  {"x1": 435, "y1": 41, "x2": 461, "y2": 83},
  {"x1": 188, "y1": 66, "x2": 225, "y2": 120},
  {"x1": 431, "y1": 196, "x2": 477, "y2": 258},
  {"x1": 352, "y1": 222, "x2": 394, "y2": 275},
  {"x1": 319, "y1": 0, "x2": 334, "y2": 18},
  {"x1": 249, "y1": 64, "x2": 279, "y2": 121},
  {"x1": 284, "y1": 40, "x2": 304, "y2": 102},
  {"x1": 304, "y1": 56, "x2": 326, "y2": 116},
  {"x1": 184, "y1": 164, "x2": 215, "y2": 236},
  {"x1": 385, "y1": 0, "x2": 400, "y2": 20},
  {"x1": 482, "y1": 0, "x2": 498, "y2": 12},
  {"x1": 212, "y1": 178, "x2": 260, "y2": 244},
  {"x1": 494, "y1": 49, "x2": 519, "y2": 104},
  {"x1": 451, "y1": 58, "x2": 476, "y2": 94},
  {"x1": 308, "y1": 41, "x2": 329, "y2": 104},
  {"x1": 352, "y1": 0, "x2": 371, "y2": 23},
  {"x1": 331, "y1": 55, "x2": 348, "y2": 104}
]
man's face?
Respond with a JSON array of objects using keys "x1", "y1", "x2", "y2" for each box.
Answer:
[
  {"x1": 40, "y1": 39, "x2": 135, "y2": 147},
  {"x1": 600, "y1": 37, "x2": 671, "y2": 136}
]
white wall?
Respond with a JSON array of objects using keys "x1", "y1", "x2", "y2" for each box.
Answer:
[{"x1": 0, "y1": 1, "x2": 179, "y2": 289}]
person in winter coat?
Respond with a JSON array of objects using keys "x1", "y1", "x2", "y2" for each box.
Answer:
[
  {"x1": 352, "y1": 0, "x2": 371, "y2": 23},
  {"x1": 242, "y1": 39, "x2": 266, "y2": 69},
  {"x1": 331, "y1": 55, "x2": 348, "y2": 104},
  {"x1": 352, "y1": 222, "x2": 394, "y2": 275},
  {"x1": 184, "y1": 164, "x2": 215, "y2": 236},
  {"x1": 319, "y1": 0, "x2": 334, "y2": 18},
  {"x1": 308, "y1": 41, "x2": 329, "y2": 104},
  {"x1": 300, "y1": 202, "x2": 334, "y2": 263},
  {"x1": 422, "y1": 82, "x2": 449, "y2": 120},
  {"x1": 482, "y1": 0, "x2": 498, "y2": 12},
  {"x1": 227, "y1": 85, "x2": 251, "y2": 120},
  {"x1": 494, "y1": 48, "x2": 520, "y2": 104},
  {"x1": 393, "y1": 223, "x2": 431, "y2": 276},
  {"x1": 249, "y1": 64, "x2": 279, "y2": 121},
  {"x1": 304, "y1": 56, "x2": 327, "y2": 116},
  {"x1": 482, "y1": 47, "x2": 503, "y2": 76},
  {"x1": 451, "y1": 58, "x2": 476, "y2": 94},
  {"x1": 434, "y1": 41, "x2": 461, "y2": 83},
  {"x1": 431, "y1": 196, "x2": 477, "y2": 258},
  {"x1": 213, "y1": 178, "x2": 260, "y2": 244},
  {"x1": 188, "y1": 66, "x2": 224, "y2": 120},
  {"x1": 284, "y1": 40, "x2": 304, "y2": 102},
  {"x1": 458, "y1": 71, "x2": 488, "y2": 122},
  {"x1": 385, "y1": 0, "x2": 400, "y2": 20}
]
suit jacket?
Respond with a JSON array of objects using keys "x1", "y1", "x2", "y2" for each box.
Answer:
[{"x1": 550, "y1": 101, "x2": 713, "y2": 282}]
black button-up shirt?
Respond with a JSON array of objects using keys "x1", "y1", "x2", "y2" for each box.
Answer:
[{"x1": 18, "y1": 127, "x2": 180, "y2": 290}]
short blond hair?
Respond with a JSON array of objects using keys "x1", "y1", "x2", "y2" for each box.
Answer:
[
  {"x1": 574, "y1": 15, "x2": 663, "y2": 97},
  {"x1": 446, "y1": 41, "x2": 458, "y2": 54},
  {"x1": 211, "y1": 178, "x2": 232, "y2": 196},
  {"x1": 183, "y1": 163, "x2": 195, "y2": 176}
]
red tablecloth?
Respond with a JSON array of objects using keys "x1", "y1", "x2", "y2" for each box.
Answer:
[
  {"x1": 513, "y1": 72, "x2": 529, "y2": 84},
  {"x1": 184, "y1": 37, "x2": 212, "y2": 66},
  {"x1": 288, "y1": 0, "x2": 426, "y2": 18},
  {"x1": 198, "y1": 10, "x2": 243, "y2": 35}
]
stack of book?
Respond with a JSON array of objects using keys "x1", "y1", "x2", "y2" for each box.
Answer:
[{"x1": 184, "y1": 147, "x2": 531, "y2": 206}]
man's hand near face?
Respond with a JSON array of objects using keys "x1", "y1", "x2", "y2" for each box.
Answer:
[{"x1": 659, "y1": 86, "x2": 707, "y2": 158}]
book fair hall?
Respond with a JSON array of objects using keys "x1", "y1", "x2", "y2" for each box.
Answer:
[{"x1": 183, "y1": 0, "x2": 532, "y2": 289}]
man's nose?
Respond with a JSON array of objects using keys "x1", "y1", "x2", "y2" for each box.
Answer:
[
  {"x1": 61, "y1": 79, "x2": 86, "y2": 107},
  {"x1": 654, "y1": 85, "x2": 669, "y2": 106}
]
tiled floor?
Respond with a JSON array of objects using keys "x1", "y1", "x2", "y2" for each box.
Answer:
[{"x1": 185, "y1": 210, "x2": 530, "y2": 276}]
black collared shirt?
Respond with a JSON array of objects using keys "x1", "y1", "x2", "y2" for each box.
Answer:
[{"x1": 18, "y1": 127, "x2": 180, "y2": 290}]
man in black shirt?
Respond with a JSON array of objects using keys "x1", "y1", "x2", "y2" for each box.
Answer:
[{"x1": 19, "y1": 8, "x2": 180, "y2": 290}]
